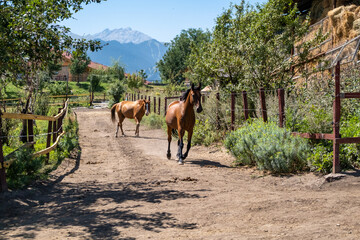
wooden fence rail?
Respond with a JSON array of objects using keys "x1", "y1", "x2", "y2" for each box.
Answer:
[
  {"x1": 129, "y1": 62, "x2": 356, "y2": 174},
  {"x1": 226, "y1": 61, "x2": 359, "y2": 174},
  {"x1": 0, "y1": 100, "x2": 69, "y2": 192}
]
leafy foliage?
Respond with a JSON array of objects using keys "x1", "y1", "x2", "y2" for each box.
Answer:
[
  {"x1": 107, "y1": 81, "x2": 126, "y2": 106},
  {"x1": 224, "y1": 119, "x2": 310, "y2": 173},
  {"x1": 157, "y1": 28, "x2": 210, "y2": 84},
  {"x1": 188, "y1": 0, "x2": 321, "y2": 91},
  {"x1": 192, "y1": 119, "x2": 220, "y2": 146},
  {"x1": 127, "y1": 73, "x2": 144, "y2": 90}
]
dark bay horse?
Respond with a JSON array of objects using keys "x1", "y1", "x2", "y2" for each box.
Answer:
[
  {"x1": 165, "y1": 83, "x2": 203, "y2": 165},
  {"x1": 111, "y1": 99, "x2": 150, "y2": 137}
]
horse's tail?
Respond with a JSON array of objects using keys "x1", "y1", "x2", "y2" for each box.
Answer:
[{"x1": 111, "y1": 103, "x2": 119, "y2": 123}]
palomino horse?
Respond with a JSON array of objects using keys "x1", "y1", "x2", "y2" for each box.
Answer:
[
  {"x1": 111, "y1": 99, "x2": 150, "y2": 137},
  {"x1": 165, "y1": 83, "x2": 202, "y2": 165}
]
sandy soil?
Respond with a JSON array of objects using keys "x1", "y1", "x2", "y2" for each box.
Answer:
[{"x1": 1, "y1": 107, "x2": 360, "y2": 240}]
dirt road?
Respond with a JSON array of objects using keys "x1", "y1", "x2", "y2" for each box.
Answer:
[{"x1": 1, "y1": 107, "x2": 360, "y2": 239}]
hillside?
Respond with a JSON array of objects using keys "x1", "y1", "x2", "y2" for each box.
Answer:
[
  {"x1": 86, "y1": 39, "x2": 167, "y2": 80},
  {"x1": 71, "y1": 29, "x2": 168, "y2": 81}
]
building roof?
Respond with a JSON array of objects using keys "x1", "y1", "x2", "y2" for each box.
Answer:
[{"x1": 61, "y1": 52, "x2": 108, "y2": 70}]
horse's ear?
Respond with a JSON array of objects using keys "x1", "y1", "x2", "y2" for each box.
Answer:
[{"x1": 191, "y1": 83, "x2": 194, "y2": 90}]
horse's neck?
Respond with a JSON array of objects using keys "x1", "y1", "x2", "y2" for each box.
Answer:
[{"x1": 183, "y1": 93, "x2": 194, "y2": 112}]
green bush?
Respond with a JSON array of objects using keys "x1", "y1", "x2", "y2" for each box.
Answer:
[
  {"x1": 47, "y1": 81, "x2": 72, "y2": 95},
  {"x1": 307, "y1": 114, "x2": 360, "y2": 173},
  {"x1": 107, "y1": 81, "x2": 126, "y2": 105},
  {"x1": 192, "y1": 119, "x2": 220, "y2": 146},
  {"x1": 6, "y1": 147, "x2": 45, "y2": 189},
  {"x1": 141, "y1": 113, "x2": 166, "y2": 129},
  {"x1": 34, "y1": 94, "x2": 50, "y2": 115},
  {"x1": 224, "y1": 119, "x2": 310, "y2": 173}
]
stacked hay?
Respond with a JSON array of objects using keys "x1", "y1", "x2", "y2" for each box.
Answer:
[
  {"x1": 309, "y1": 0, "x2": 356, "y2": 23},
  {"x1": 328, "y1": 4, "x2": 360, "y2": 45}
]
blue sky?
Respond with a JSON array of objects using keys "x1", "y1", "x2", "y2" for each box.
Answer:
[{"x1": 62, "y1": 0, "x2": 268, "y2": 42}]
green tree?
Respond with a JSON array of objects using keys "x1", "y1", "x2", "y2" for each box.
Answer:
[
  {"x1": 137, "y1": 69, "x2": 148, "y2": 81},
  {"x1": 108, "y1": 60, "x2": 126, "y2": 81},
  {"x1": 70, "y1": 50, "x2": 91, "y2": 84},
  {"x1": 127, "y1": 73, "x2": 144, "y2": 91},
  {"x1": 156, "y1": 28, "x2": 210, "y2": 84},
  {"x1": 88, "y1": 74, "x2": 101, "y2": 105},
  {"x1": 0, "y1": 0, "x2": 103, "y2": 112},
  {"x1": 189, "y1": 0, "x2": 321, "y2": 91}
]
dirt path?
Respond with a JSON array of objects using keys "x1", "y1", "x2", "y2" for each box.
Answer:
[{"x1": 1, "y1": 107, "x2": 360, "y2": 239}]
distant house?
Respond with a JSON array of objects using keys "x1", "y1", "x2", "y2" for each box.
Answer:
[{"x1": 53, "y1": 52, "x2": 108, "y2": 82}]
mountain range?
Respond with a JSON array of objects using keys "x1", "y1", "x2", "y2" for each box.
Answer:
[{"x1": 71, "y1": 28, "x2": 168, "y2": 80}]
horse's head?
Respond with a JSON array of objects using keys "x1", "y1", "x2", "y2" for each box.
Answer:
[
  {"x1": 190, "y1": 83, "x2": 203, "y2": 113},
  {"x1": 144, "y1": 99, "x2": 150, "y2": 116}
]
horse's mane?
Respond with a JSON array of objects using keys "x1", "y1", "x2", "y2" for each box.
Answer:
[{"x1": 180, "y1": 88, "x2": 191, "y2": 101}]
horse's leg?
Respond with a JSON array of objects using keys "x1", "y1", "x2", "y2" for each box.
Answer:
[
  {"x1": 183, "y1": 129, "x2": 193, "y2": 160},
  {"x1": 177, "y1": 129, "x2": 185, "y2": 165},
  {"x1": 167, "y1": 126, "x2": 172, "y2": 159},
  {"x1": 119, "y1": 115, "x2": 125, "y2": 136},
  {"x1": 134, "y1": 117, "x2": 140, "y2": 137},
  {"x1": 176, "y1": 139, "x2": 180, "y2": 158}
]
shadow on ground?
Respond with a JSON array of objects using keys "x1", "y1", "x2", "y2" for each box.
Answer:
[{"x1": 0, "y1": 154, "x2": 199, "y2": 239}]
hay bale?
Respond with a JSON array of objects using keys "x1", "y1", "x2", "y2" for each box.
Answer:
[{"x1": 328, "y1": 5, "x2": 360, "y2": 45}]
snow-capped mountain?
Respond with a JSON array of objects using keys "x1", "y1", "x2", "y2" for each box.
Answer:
[{"x1": 71, "y1": 28, "x2": 168, "y2": 80}]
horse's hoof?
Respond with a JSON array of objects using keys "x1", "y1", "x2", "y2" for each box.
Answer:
[
  {"x1": 115, "y1": 135, "x2": 118, "y2": 138},
  {"x1": 178, "y1": 160, "x2": 184, "y2": 165},
  {"x1": 167, "y1": 153, "x2": 171, "y2": 159}
]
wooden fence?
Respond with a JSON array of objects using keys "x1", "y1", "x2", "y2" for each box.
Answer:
[
  {"x1": 0, "y1": 93, "x2": 108, "y2": 108},
  {"x1": 130, "y1": 62, "x2": 358, "y2": 174},
  {"x1": 223, "y1": 62, "x2": 360, "y2": 173},
  {"x1": 0, "y1": 100, "x2": 69, "y2": 192}
]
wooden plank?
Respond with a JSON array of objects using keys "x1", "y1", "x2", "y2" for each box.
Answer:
[
  {"x1": 1, "y1": 112, "x2": 55, "y2": 121},
  {"x1": 33, "y1": 132, "x2": 66, "y2": 157},
  {"x1": 342, "y1": 92, "x2": 360, "y2": 99},
  {"x1": 291, "y1": 132, "x2": 334, "y2": 140},
  {"x1": 335, "y1": 137, "x2": 360, "y2": 144}
]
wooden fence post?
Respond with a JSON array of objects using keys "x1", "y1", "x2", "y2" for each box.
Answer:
[
  {"x1": 278, "y1": 88, "x2": 285, "y2": 128},
  {"x1": 153, "y1": 97, "x2": 156, "y2": 113},
  {"x1": 0, "y1": 113, "x2": 8, "y2": 192},
  {"x1": 28, "y1": 119, "x2": 34, "y2": 142},
  {"x1": 216, "y1": 92, "x2": 220, "y2": 130},
  {"x1": 158, "y1": 97, "x2": 161, "y2": 115},
  {"x1": 242, "y1": 91, "x2": 249, "y2": 120},
  {"x1": 52, "y1": 120, "x2": 57, "y2": 143},
  {"x1": 137, "y1": 93, "x2": 140, "y2": 100},
  {"x1": 148, "y1": 96, "x2": 151, "y2": 113},
  {"x1": 333, "y1": 61, "x2": 341, "y2": 173},
  {"x1": 46, "y1": 121, "x2": 52, "y2": 163},
  {"x1": 259, "y1": 88, "x2": 268, "y2": 122},
  {"x1": 164, "y1": 97, "x2": 167, "y2": 116},
  {"x1": 231, "y1": 92, "x2": 236, "y2": 131}
]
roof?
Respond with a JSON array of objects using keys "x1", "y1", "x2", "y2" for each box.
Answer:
[{"x1": 61, "y1": 52, "x2": 108, "y2": 70}]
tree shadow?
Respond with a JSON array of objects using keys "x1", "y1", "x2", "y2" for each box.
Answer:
[{"x1": 0, "y1": 155, "x2": 200, "y2": 239}]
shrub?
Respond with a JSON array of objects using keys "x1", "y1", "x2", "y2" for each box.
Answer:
[
  {"x1": 141, "y1": 113, "x2": 166, "y2": 129},
  {"x1": 6, "y1": 147, "x2": 45, "y2": 189},
  {"x1": 192, "y1": 119, "x2": 220, "y2": 146},
  {"x1": 34, "y1": 94, "x2": 50, "y2": 116},
  {"x1": 107, "y1": 81, "x2": 126, "y2": 105},
  {"x1": 224, "y1": 119, "x2": 310, "y2": 173},
  {"x1": 48, "y1": 81, "x2": 72, "y2": 95}
]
